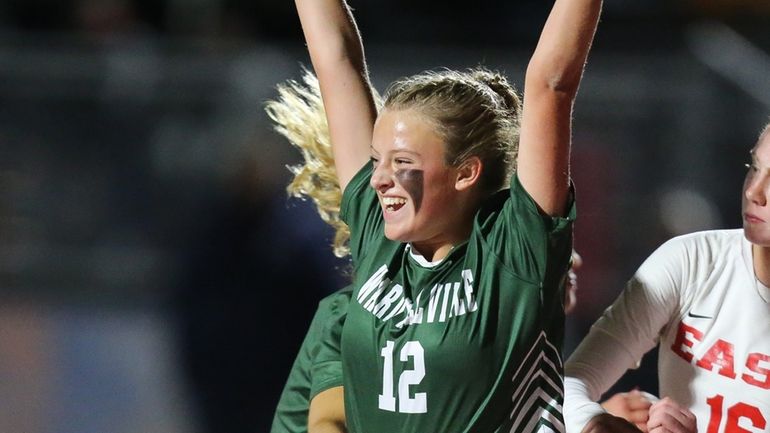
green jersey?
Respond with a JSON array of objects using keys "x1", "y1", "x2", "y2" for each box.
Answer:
[
  {"x1": 339, "y1": 164, "x2": 574, "y2": 433},
  {"x1": 270, "y1": 287, "x2": 352, "y2": 433}
]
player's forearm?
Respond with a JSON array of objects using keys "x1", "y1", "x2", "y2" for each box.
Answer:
[
  {"x1": 294, "y1": 0, "x2": 376, "y2": 190},
  {"x1": 564, "y1": 376, "x2": 608, "y2": 433},
  {"x1": 516, "y1": 0, "x2": 602, "y2": 216},
  {"x1": 295, "y1": 0, "x2": 365, "y2": 75},
  {"x1": 565, "y1": 326, "x2": 643, "y2": 400},
  {"x1": 564, "y1": 328, "x2": 644, "y2": 433},
  {"x1": 525, "y1": 0, "x2": 602, "y2": 96}
]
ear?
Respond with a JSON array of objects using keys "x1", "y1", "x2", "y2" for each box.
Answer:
[{"x1": 455, "y1": 156, "x2": 482, "y2": 191}]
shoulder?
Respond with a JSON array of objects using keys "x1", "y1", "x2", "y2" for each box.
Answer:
[
  {"x1": 319, "y1": 286, "x2": 353, "y2": 306},
  {"x1": 637, "y1": 229, "x2": 742, "y2": 293},
  {"x1": 475, "y1": 174, "x2": 575, "y2": 235},
  {"x1": 317, "y1": 286, "x2": 353, "y2": 318},
  {"x1": 657, "y1": 229, "x2": 742, "y2": 261}
]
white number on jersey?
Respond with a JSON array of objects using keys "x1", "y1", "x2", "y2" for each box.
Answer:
[{"x1": 378, "y1": 340, "x2": 427, "y2": 413}]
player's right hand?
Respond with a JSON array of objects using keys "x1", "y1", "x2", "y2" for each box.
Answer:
[
  {"x1": 646, "y1": 397, "x2": 697, "y2": 433},
  {"x1": 601, "y1": 389, "x2": 656, "y2": 432}
]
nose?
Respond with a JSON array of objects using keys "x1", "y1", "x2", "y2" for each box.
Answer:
[
  {"x1": 745, "y1": 172, "x2": 768, "y2": 207},
  {"x1": 370, "y1": 162, "x2": 394, "y2": 192}
]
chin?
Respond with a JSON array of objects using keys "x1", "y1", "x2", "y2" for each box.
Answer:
[
  {"x1": 384, "y1": 221, "x2": 420, "y2": 243},
  {"x1": 384, "y1": 225, "x2": 409, "y2": 243},
  {"x1": 743, "y1": 226, "x2": 770, "y2": 247}
]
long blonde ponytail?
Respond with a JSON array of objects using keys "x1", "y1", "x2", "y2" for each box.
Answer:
[{"x1": 266, "y1": 70, "x2": 381, "y2": 258}]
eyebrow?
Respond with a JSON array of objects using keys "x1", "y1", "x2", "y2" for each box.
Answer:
[
  {"x1": 394, "y1": 149, "x2": 421, "y2": 157},
  {"x1": 369, "y1": 146, "x2": 421, "y2": 157},
  {"x1": 748, "y1": 150, "x2": 770, "y2": 172}
]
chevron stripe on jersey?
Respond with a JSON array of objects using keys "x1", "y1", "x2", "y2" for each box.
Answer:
[
  {"x1": 509, "y1": 331, "x2": 565, "y2": 433},
  {"x1": 339, "y1": 165, "x2": 574, "y2": 433}
]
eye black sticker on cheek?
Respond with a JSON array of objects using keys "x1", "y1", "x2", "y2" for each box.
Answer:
[{"x1": 395, "y1": 169, "x2": 424, "y2": 212}]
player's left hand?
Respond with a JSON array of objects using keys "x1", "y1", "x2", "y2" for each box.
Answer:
[
  {"x1": 646, "y1": 397, "x2": 697, "y2": 433},
  {"x1": 601, "y1": 389, "x2": 656, "y2": 432}
]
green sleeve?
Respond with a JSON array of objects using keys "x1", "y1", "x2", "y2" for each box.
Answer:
[
  {"x1": 270, "y1": 288, "x2": 352, "y2": 433},
  {"x1": 509, "y1": 174, "x2": 575, "y2": 300},
  {"x1": 476, "y1": 174, "x2": 575, "y2": 299},
  {"x1": 309, "y1": 290, "x2": 351, "y2": 399}
]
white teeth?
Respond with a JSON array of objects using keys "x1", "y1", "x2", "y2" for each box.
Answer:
[{"x1": 382, "y1": 197, "x2": 407, "y2": 206}]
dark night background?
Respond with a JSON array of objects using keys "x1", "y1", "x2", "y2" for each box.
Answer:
[{"x1": 0, "y1": 0, "x2": 768, "y2": 432}]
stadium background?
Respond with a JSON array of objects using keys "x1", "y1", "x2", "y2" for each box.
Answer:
[{"x1": 0, "y1": 0, "x2": 768, "y2": 431}]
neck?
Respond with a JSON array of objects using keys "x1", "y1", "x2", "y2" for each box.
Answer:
[
  {"x1": 411, "y1": 243, "x2": 454, "y2": 263},
  {"x1": 412, "y1": 219, "x2": 473, "y2": 263},
  {"x1": 411, "y1": 190, "x2": 481, "y2": 262},
  {"x1": 753, "y1": 244, "x2": 770, "y2": 287}
]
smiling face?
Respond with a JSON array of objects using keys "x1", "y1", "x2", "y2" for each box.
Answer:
[
  {"x1": 369, "y1": 109, "x2": 476, "y2": 255},
  {"x1": 743, "y1": 128, "x2": 770, "y2": 247}
]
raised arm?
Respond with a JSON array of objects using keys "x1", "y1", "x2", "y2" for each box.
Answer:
[
  {"x1": 295, "y1": 0, "x2": 378, "y2": 191},
  {"x1": 518, "y1": 0, "x2": 602, "y2": 216}
]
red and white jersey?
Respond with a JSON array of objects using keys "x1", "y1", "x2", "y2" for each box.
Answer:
[{"x1": 565, "y1": 229, "x2": 770, "y2": 433}]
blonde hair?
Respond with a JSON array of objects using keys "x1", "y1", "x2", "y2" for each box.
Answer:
[
  {"x1": 266, "y1": 70, "x2": 381, "y2": 258},
  {"x1": 266, "y1": 67, "x2": 518, "y2": 255},
  {"x1": 384, "y1": 67, "x2": 521, "y2": 194}
]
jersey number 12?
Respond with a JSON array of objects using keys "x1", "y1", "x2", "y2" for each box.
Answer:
[{"x1": 378, "y1": 340, "x2": 427, "y2": 413}]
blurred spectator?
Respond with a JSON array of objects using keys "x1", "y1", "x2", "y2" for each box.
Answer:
[{"x1": 171, "y1": 159, "x2": 339, "y2": 433}]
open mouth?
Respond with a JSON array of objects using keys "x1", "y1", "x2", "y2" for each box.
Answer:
[{"x1": 382, "y1": 197, "x2": 407, "y2": 212}]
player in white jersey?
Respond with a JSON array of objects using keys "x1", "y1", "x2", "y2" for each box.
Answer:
[{"x1": 565, "y1": 122, "x2": 770, "y2": 433}]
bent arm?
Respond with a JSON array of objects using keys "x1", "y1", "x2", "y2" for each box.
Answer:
[
  {"x1": 565, "y1": 329, "x2": 648, "y2": 433},
  {"x1": 518, "y1": 0, "x2": 602, "y2": 216},
  {"x1": 308, "y1": 386, "x2": 346, "y2": 433},
  {"x1": 295, "y1": 0, "x2": 377, "y2": 190},
  {"x1": 565, "y1": 239, "x2": 689, "y2": 433}
]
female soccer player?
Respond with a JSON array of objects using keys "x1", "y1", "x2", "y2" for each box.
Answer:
[
  {"x1": 564, "y1": 123, "x2": 770, "y2": 433},
  {"x1": 267, "y1": 73, "x2": 649, "y2": 433},
  {"x1": 292, "y1": 0, "x2": 601, "y2": 430}
]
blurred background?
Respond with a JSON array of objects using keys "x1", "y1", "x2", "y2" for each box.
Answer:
[{"x1": 0, "y1": 0, "x2": 768, "y2": 432}]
